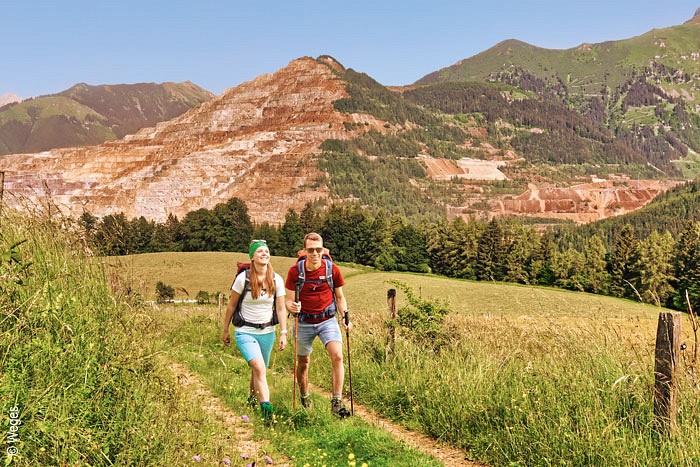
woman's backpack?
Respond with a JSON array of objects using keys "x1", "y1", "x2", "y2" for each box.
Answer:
[{"x1": 231, "y1": 261, "x2": 278, "y2": 328}]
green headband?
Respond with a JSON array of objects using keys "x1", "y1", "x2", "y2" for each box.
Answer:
[{"x1": 249, "y1": 240, "x2": 268, "y2": 259}]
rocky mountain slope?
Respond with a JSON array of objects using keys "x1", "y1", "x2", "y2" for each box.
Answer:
[
  {"x1": 0, "y1": 82, "x2": 213, "y2": 155},
  {"x1": 0, "y1": 53, "x2": 678, "y2": 226},
  {"x1": 0, "y1": 57, "x2": 387, "y2": 224}
]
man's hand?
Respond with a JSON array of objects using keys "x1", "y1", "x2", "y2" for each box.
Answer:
[
  {"x1": 287, "y1": 300, "x2": 301, "y2": 314},
  {"x1": 341, "y1": 312, "x2": 352, "y2": 333}
]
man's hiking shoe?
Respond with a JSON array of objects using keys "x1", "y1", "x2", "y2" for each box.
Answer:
[
  {"x1": 247, "y1": 394, "x2": 259, "y2": 409},
  {"x1": 300, "y1": 394, "x2": 312, "y2": 409},
  {"x1": 331, "y1": 398, "x2": 351, "y2": 418},
  {"x1": 260, "y1": 402, "x2": 275, "y2": 426}
]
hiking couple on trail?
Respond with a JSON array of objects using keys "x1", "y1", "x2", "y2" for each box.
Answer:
[{"x1": 221, "y1": 232, "x2": 353, "y2": 424}]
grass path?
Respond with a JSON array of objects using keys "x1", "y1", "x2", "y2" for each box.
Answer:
[
  {"x1": 168, "y1": 344, "x2": 481, "y2": 466},
  {"x1": 306, "y1": 381, "x2": 484, "y2": 467},
  {"x1": 170, "y1": 361, "x2": 292, "y2": 466}
]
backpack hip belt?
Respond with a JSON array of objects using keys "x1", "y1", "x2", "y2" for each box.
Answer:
[
  {"x1": 296, "y1": 256, "x2": 337, "y2": 322},
  {"x1": 298, "y1": 302, "x2": 337, "y2": 323},
  {"x1": 237, "y1": 318, "x2": 276, "y2": 329}
]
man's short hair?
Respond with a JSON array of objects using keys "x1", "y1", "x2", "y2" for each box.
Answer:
[{"x1": 303, "y1": 232, "x2": 323, "y2": 247}]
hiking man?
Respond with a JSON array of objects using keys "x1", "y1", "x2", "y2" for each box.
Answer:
[{"x1": 285, "y1": 232, "x2": 352, "y2": 417}]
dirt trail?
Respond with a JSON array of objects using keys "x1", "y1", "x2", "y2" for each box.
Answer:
[
  {"x1": 171, "y1": 362, "x2": 485, "y2": 466},
  {"x1": 308, "y1": 382, "x2": 485, "y2": 467},
  {"x1": 171, "y1": 362, "x2": 292, "y2": 466}
]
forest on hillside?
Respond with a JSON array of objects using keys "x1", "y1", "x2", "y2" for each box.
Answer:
[
  {"x1": 402, "y1": 80, "x2": 686, "y2": 173},
  {"x1": 82, "y1": 180, "x2": 700, "y2": 313}
]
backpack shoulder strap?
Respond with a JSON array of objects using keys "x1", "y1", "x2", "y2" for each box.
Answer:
[
  {"x1": 323, "y1": 257, "x2": 334, "y2": 293},
  {"x1": 235, "y1": 269, "x2": 250, "y2": 309},
  {"x1": 297, "y1": 258, "x2": 306, "y2": 286}
]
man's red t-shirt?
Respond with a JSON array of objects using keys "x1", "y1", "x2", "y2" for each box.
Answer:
[{"x1": 285, "y1": 260, "x2": 345, "y2": 324}]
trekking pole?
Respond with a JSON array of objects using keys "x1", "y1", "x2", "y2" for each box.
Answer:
[
  {"x1": 344, "y1": 310, "x2": 354, "y2": 416},
  {"x1": 293, "y1": 283, "x2": 301, "y2": 412}
]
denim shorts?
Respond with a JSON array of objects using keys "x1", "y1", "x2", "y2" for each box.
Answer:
[
  {"x1": 295, "y1": 318, "x2": 342, "y2": 356},
  {"x1": 234, "y1": 330, "x2": 276, "y2": 367}
]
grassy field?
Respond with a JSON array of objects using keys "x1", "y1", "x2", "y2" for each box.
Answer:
[
  {"x1": 102, "y1": 251, "x2": 700, "y2": 465},
  {"x1": 105, "y1": 251, "x2": 365, "y2": 301},
  {"x1": 11, "y1": 232, "x2": 700, "y2": 465},
  {"x1": 2, "y1": 218, "x2": 443, "y2": 466}
]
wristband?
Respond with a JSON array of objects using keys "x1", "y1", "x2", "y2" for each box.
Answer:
[{"x1": 280, "y1": 330, "x2": 288, "y2": 334}]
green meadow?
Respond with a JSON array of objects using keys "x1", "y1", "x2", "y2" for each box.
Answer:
[
  {"x1": 5, "y1": 214, "x2": 700, "y2": 465},
  {"x1": 106, "y1": 251, "x2": 700, "y2": 465}
]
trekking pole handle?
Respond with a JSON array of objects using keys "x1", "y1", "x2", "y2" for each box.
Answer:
[{"x1": 344, "y1": 310, "x2": 349, "y2": 326}]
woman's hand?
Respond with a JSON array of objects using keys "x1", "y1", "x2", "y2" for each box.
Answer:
[
  {"x1": 222, "y1": 329, "x2": 231, "y2": 346},
  {"x1": 278, "y1": 333, "x2": 287, "y2": 351}
]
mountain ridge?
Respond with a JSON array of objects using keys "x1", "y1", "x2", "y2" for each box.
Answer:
[
  {"x1": 6, "y1": 10, "x2": 700, "y2": 227},
  {"x1": 0, "y1": 57, "x2": 392, "y2": 224},
  {"x1": 0, "y1": 81, "x2": 214, "y2": 155}
]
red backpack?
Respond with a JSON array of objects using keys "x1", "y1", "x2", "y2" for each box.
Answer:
[{"x1": 294, "y1": 249, "x2": 337, "y2": 322}]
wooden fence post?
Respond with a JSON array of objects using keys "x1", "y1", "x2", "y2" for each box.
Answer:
[
  {"x1": 654, "y1": 311, "x2": 681, "y2": 435},
  {"x1": 386, "y1": 289, "x2": 396, "y2": 361},
  {"x1": 0, "y1": 171, "x2": 4, "y2": 218},
  {"x1": 218, "y1": 293, "x2": 224, "y2": 326}
]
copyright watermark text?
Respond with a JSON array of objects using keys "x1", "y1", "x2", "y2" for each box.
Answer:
[{"x1": 5, "y1": 406, "x2": 20, "y2": 456}]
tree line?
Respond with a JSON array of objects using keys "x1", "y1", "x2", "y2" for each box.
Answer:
[{"x1": 82, "y1": 193, "x2": 700, "y2": 313}]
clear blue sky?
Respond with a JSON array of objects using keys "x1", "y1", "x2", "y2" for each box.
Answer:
[{"x1": 3, "y1": 1, "x2": 700, "y2": 98}]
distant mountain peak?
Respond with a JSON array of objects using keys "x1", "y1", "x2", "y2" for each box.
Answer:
[
  {"x1": 684, "y1": 7, "x2": 700, "y2": 24},
  {"x1": 0, "y1": 93, "x2": 22, "y2": 107}
]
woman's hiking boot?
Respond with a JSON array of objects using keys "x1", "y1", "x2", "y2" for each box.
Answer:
[
  {"x1": 331, "y1": 397, "x2": 350, "y2": 418},
  {"x1": 260, "y1": 402, "x2": 275, "y2": 426},
  {"x1": 300, "y1": 394, "x2": 312, "y2": 409}
]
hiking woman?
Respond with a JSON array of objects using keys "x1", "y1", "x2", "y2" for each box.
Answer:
[{"x1": 222, "y1": 240, "x2": 287, "y2": 423}]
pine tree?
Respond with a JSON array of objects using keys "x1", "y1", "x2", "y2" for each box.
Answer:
[
  {"x1": 278, "y1": 209, "x2": 304, "y2": 257},
  {"x1": 504, "y1": 224, "x2": 537, "y2": 284},
  {"x1": 582, "y1": 235, "x2": 609, "y2": 294},
  {"x1": 608, "y1": 224, "x2": 639, "y2": 298},
  {"x1": 636, "y1": 230, "x2": 675, "y2": 307},
  {"x1": 476, "y1": 219, "x2": 506, "y2": 282},
  {"x1": 673, "y1": 221, "x2": 700, "y2": 311},
  {"x1": 531, "y1": 230, "x2": 556, "y2": 286},
  {"x1": 391, "y1": 221, "x2": 430, "y2": 273},
  {"x1": 551, "y1": 247, "x2": 586, "y2": 291},
  {"x1": 300, "y1": 202, "x2": 323, "y2": 234},
  {"x1": 252, "y1": 222, "x2": 280, "y2": 253},
  {"x1": 211, "y1": 197, "x2": 253, "y2": 252}
]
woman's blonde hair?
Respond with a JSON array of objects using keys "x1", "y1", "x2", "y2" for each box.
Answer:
[{"x1": 249, "y1": 258, "x2": 275, "y2": 300}]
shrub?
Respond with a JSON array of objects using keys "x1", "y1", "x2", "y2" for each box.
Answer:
[{"x1": 155, "y1": 280, "x2": 175, "y2": 302}]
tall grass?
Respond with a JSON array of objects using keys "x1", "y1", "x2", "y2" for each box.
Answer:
[
  {"x1": 0, "y1": 214, "x2": 234, "y2": 465},
  {"x1": 162, "y1": 304, "x2": 444, "y2": 466},
  {"x1": 100, "y1": 250, "x2": 700, "y2": 465},
  {"x1": 338, "y1": 285, "x2": 700, "y2": 465}
]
